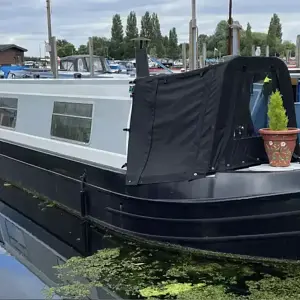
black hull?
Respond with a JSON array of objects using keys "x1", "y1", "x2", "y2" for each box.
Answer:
[{"x1": 1, "y1": 140, "x2": 300, "y2": 260}]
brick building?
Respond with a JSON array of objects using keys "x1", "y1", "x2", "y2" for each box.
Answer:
[{"x1": 0, "y1": 44, "x2": 28, "y2": 65}]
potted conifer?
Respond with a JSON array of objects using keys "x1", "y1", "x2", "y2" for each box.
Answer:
[{"x1": 259, "y1": 90, "x2": 300, "y2": 167}]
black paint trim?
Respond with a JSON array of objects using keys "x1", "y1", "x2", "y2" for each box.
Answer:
[
  {"x1": 106, "y1": 207, "x2": 300, "y2": 223},
  {"x1": 1, "y1": 139, "x2": 300, "y2": 259}
]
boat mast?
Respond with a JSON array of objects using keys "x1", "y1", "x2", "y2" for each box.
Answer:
[
  {"x1": 189, "y1": 0, "x2": 197, "y2": 70},
  {"x1": 227, "y1": 0, "x2": 233, "y2": 55},
  {"x1": 46, "y1": 0, "x2": 56, "y2": 76}
]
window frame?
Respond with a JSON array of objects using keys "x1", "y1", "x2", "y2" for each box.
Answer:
[
  {"x1": 0, "y1": 97, "x2": 18, "y2": 130},
  {"x1": 50, "y1": 100, "x2": 94, "y2": 145}
]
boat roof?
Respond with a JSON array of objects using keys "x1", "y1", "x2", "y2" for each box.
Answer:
[
  {"x1": 126, "y1": 56, "x2": 298, "y2": 185},
  {"x1": 60, "y1": 55, "x2": 104, "y2": 61}
]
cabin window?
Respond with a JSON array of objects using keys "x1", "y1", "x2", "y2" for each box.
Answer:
[
  {"x1": 61, "y1": 61, "x2": 74, "y2": 71},
  {"x1": 51, "y1": 101, "x2": 93, "y2": 143},
  {"x1": 85, "y1": 57, "x2": 103, "y2": 72},
  {"x1": 78, "y1": 58, "x2": 87, "y2": 72},
  {"x1": 0, "y1": 97, "x2": 18, "y2": 128}
]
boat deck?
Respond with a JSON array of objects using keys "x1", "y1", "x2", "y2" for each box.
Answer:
[{"x1": 240, "y1": 162, "x2": 300, "y2": 172}]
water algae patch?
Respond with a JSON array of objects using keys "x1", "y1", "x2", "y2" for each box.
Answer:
[{"x1": 45, "y1": 241, "x2": 300, "y2": 299}]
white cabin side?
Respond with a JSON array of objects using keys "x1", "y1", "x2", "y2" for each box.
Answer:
[{"x1": 0, "y1": 78, "x2": 132, "y2": 170}]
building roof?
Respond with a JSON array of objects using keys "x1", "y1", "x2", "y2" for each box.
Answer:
[{"x1": 0, "y1": 44, "x2": 27, "y2": 52}]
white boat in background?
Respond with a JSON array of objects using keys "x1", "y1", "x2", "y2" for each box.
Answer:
[{"x1": 7, "y1": 55, "x2": 135, "y2": 79}]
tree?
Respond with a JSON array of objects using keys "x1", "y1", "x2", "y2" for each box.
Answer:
[
  {"x1": 267, "y1": 13, "x2": 283, "y2": 55},
  {"x1": 124, "y1": 11, "x2": 139, "y2": 59},
  {"x1": 150, "y1": 13, "x2": 164, "y2": 57},
  {"x1": 53, "y1": 12, "x2": 290, "y2": 61},
  {"x1": 271, "y1": 13, "x2": 282, "y2": 42},
  {"x1": 162, "y1": 35, "x2": 169, "y2": 57},
  {"x1": 56, "y1": 39, "x2": 76, "y2": 57},
  {"x1": 282, "y1": 40, "x2": 296, "y2": 57},
  {"x1": 168, "y1": 27, "x2": 179, "y2": 59},
  {"x1": 90, "y1": 37, "x2": 110, "y2": 57},
  {"x1": 110, "y1": 14, "x2": 124, "y2": 59},
  {"x1": 140, "y1": 11, "x2": 153, "y2": 39},
  {"x1": 242, "y1": 23, "x2": 253, "y2": 56},
  {"x1": 77, "y1": 44, "x2": 88, "y2": 54},
  {"x1": 207, "y1": 20, "x2": 228, "y2": 57}
]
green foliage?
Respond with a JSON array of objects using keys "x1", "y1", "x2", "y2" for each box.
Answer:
[
  {"x1": 56, "y1": 39, "x2": 76, "y2": 57},
  {"x1": 168, "y1": 27, "x2": 179, "y2": 59},
  {"x1": 46, "y1": 246, "x2": 170, "y2": 298},
  {"x1": 267, "y1": 13, "x2": 283, "y2": 55},
  {"x1": 140, "y1": 11, "x2": 152, "y2": 39},
  {"x1": 242, "y1": 23, "x2": 252, "y2": 56},
  {"x1": 151, "y1": 13, "x2": 164, "y2": 58},
  {"x1": 140, "y1": 283, "x2": 205, "y2": 298},
  {"x1": 244, "y1": 274, "x2": 300, "y2": 300},
  {"x1": 45, "y1": 282, "x2": 98, "y2": 299},
  {"x1": 178, "y1": 285, "x2": 236, "y2": 300},
  {"x1": 53, "y1": 13, "x2": 294, "y2": 60},
  {"x1": 44, "y1": 240, "x2": 300, "y2": 300},
  {"x1": 110, "y1": 14, "x2": 124, "y2": 59},
  {"x1": 124, "y1": 11, "x2": 139, "y2": 58},
  {"x1": 267, "y1": 90, "x2": 288, "y2": 131},
  {"x1": 282, "y1": 40, "x2": 296, "y2": 57},
  {"x1": 89, "y1": 36, "x2": 110, "y2": 57},
  {"x1": 77, "y1": 44, "x2": 88, "y2": 55}
]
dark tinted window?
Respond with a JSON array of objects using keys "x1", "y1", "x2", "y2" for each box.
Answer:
[
  {"x1": 51, "y1": 102, "x2": 93, "y2": 143},
  {"x1": 0, "y1": 97, "x2": 18, "y2": 128}
]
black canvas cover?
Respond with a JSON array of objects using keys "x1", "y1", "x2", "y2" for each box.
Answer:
[{"x1": 126, "y1": 57, "x2": 298, "y2": 185}]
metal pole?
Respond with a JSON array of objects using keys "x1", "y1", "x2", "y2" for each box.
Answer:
[
  {"x1": 189, "y1": 21, "x2": 192, "y2": 69},
  {"x1": 266, "y1": 45, "x2": 269, "y2": 57},
  {"x1": 88, "y1": 37, "x2": 94, "y2": 77},
  {"x1": 182, "y1": 43, "x2": 187, "y2": 71},
  {"x1": 202, "y1": 42, "x2": 207, "y2": 66},
  {"x1": 296, "y1": 35, "x2": 300, "y2": 68},
  {"x1": 227, "y1": 0, "x2": 233, "y2": 55},
  {"x1": 190, "y1": 0, "x2": 197, "y2": 70},
  {"x1": 46, "y1": 0, "x2": 54, "y2": 73},
  {"x1": 251, "y1": 45, "x2": 255, "y2": 56},
  {"x1": 50, "y1": 36, "x2": 58, "y2": 78},
  {"x1": 196, "y1": 26, "x2": 199, "y2": 68},
  {"x1": 231, "y1": 22, "x2": 242, "y2": 56}
]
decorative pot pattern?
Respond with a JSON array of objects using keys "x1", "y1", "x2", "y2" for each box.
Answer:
[
  {"x1": 264, "y1": 140, "x2": 292, "y2": 167},
  {"x1": 259, "y1": 128, "x2": 300, "y2": 167}
]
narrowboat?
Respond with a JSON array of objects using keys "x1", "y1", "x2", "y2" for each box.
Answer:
[{"x1": 0, "y1": 56, "x2": 299, "y2": 260}]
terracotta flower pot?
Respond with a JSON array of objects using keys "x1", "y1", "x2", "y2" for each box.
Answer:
[{"x1": 259, "y1": 128, "x2": 300, "y2": 167}]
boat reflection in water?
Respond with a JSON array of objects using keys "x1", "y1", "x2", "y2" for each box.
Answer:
[
  {"x1": 0, "y1": 242, "x2": 56, "y2": 299},
  {"x1": 0, "y1": 200, "x2": 120, "y2": 300}
]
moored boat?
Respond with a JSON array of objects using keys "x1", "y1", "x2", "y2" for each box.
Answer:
[{"x1": 0, "y1": 55, "x2": 300, "y2": 260}]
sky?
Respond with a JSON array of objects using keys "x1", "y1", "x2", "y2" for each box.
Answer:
[{"x1": 1, "y1": 0, "x2": 300, "y2": 56}]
